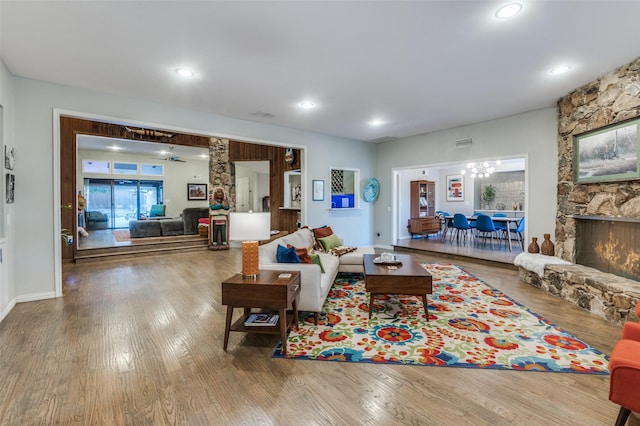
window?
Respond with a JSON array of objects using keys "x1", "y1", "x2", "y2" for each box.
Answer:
[
  {"x1": 83, "y1": 178, "x2": 164, "y2": 229},
  {"x1": 113, "y1": 162, "x2": 138, "y2": 175},
  {"x1": 140, "y1": 163, "x2": 164, "y2": 176},
  {"x1": 82, "y1": 160, "x2": 110, "y2": 174},
  {"x1": 330, "y1": 168, "x2": 359, "y2": 209}
]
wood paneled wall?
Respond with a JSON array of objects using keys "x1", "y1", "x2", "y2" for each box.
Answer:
[{"x1": 59, "y1": 116, "x2": 300, "y2": 261}]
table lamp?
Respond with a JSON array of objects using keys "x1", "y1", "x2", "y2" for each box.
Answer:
[{"x1": 229, "y1": 212, "x2": 271, "y2": 279}]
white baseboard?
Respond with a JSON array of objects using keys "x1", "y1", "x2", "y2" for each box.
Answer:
[
  {"x1": 0, "y1": 298, "x2": 16, "y2": 323},
  {"x1": 374, "y1": 243, "x2": 393, "y2": 250},
  {"x1": 16, "y1": 292, "x2": 58, "y2": 303}
]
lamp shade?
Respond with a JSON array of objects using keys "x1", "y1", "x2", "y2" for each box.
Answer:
[
  {"x1": 229, "y1": 212, "x2": 271, "y2": 241},
  {"x1": 229, "y1": 212, "x2": 271, "y2": 279}
]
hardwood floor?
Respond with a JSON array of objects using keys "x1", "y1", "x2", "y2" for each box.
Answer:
[
  {"x1": 394, "y1": 232, "x2": 523, "y2": 267},
  {"x1": 0, "y1": 246, "x2": 634, "y2": 425}
]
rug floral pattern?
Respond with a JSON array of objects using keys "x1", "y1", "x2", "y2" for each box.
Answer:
[{"x1": 273, "y1": 263, "x2": 609, "y2": 374}]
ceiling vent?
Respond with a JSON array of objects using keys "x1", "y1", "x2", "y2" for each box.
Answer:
[
  {"x1": 369, "y1": 136, "x2": 398, "y2": 143},
  {"x1": 455, "y1": 137, "x2": 473, "y2": 148},
  {"x1": 249, "y1": 111, "x2": 277, "y2": 119}
]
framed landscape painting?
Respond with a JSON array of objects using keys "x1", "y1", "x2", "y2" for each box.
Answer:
[
  {"x1": 187, "y1": 183, "x2": 207, "y2": 200},
  {"x1": 446, "y1": 174, "x2": 464, "y2": 201},
  {"x1": 575, "y1": 118, "x2": 640, "y2": 183}
]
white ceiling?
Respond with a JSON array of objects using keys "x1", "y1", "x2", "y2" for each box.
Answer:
[
  {"x1": 2, "y1": 1, "x2": 640, "y2": 142},
  {"x1": 77, "y1": 135, "x2": 208, "y2": 162}
]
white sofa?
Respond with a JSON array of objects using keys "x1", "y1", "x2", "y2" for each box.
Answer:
[{"x1": 258, "y1": 228, "x2": 374, "y2": 323}]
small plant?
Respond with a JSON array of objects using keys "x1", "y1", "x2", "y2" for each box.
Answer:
[{"x1": 482, "y1": 184, "x2": 496, "y2": 208}]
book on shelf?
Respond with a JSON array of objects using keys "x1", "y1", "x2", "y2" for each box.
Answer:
[{"x1": 244, "y1": 313, "x2": 279, "y2": 326}]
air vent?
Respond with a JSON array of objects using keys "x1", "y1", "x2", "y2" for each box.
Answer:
[
  {"x1": 369, "y1": 136, "x2": 398, "y2": 143},
  {"x1": 455, "y1": 137, "x2": 473, "y2": 148},
  {"x1": 249, "y1": 111, "x2": 277, "y2": 119}
]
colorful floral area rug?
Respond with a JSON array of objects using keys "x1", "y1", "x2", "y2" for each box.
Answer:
[{"x1": 273, "y1": 263, "x2": 609, "y2": 374}]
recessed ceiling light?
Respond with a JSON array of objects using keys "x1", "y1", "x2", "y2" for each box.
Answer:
[
  {"x1": 299, "y1": 101, "x2": 316, "y2": 109},
  {"x1": 550, "y1": 65, "x2": 572, "y2": 75},
  {"x1": 495, "y1": 3, "x2": 522, "y2": 19},
  {"x1": 110, "y1": 146, "x2": 122, "y2": 151},
  {"x1": 175, "y1": 68, "x2": 195, "y2": 78},
  {"x1": 369, "y1": 119, "x2": 384, "y2": 126}
]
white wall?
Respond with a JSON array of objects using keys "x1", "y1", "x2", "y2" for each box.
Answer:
[
  {"x1": 3, "y1": 70, "x2": 558, "y2": 309},
  {"x1": 11, "y1": 76, "x2": 376, "y2": 301},
  {"x1": 375, "y1": 108, "x2": 558, "y2": 248},
  {"x1": 0, "y1": 59, "x2": 15, "y2": 320},
  {"x1": 77, "y1": 150, "x2": 209, "y2": 217}
]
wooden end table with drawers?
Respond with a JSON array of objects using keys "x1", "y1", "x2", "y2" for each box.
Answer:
[{"x1": 221, "y1": 270, "x2": 301, "y2": 355}]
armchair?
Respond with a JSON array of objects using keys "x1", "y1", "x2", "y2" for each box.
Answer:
[{"x1": 609, "y1": 301, "x2": 640, "y2": 426}]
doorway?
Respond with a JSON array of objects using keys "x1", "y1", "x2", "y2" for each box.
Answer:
[{"x1": 234, "y1": 161, "x2": 269, "y2": 212}]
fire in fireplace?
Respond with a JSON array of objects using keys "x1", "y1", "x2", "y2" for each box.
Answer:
[{"x1": 575, "y1": 216, "x2": 640, "y2": 281}]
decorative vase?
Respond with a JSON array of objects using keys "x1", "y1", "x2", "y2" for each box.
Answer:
[
  {"x1": 528, "y1": 237, "x2": 540, "y2": 254},
  {"x1": 541, "y1": 233, "x2": 555, "y2": 256}
]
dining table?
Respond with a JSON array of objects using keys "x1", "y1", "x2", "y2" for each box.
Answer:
[{"x1": 441, "y1": 215, "x2": 521, "y2": 251}]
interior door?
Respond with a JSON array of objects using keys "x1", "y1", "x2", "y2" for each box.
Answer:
[{"x1": 236, "y1": 177, "x2": 250, "y2": 212}]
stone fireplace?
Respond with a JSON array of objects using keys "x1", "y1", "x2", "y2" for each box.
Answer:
[
  {"x1": 517, "y1": 55, "x2": 640, "y2": 325},
  {"x1": 556, "y1": 56, "x2": 640, "y2": 276}
]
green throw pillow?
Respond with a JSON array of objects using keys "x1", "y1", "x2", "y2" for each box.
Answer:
[
  {"x1": 310, "y1": 254, "x2": 325, "y2": 273},
  {"x1": 318, "y1": 233, "x2": 342, "y2": 251}
]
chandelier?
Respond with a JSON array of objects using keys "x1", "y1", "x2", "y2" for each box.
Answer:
[{"x1": 462, "y1": 160, "x2": 501, "y2": 178}]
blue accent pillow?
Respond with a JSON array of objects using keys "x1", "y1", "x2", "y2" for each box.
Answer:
[
  {"x1": 276, "y1": 245, "x2": 301, "y2": 263},
  {"x1": 150, "y1": 204, "x2": 164, "y2": 217}
]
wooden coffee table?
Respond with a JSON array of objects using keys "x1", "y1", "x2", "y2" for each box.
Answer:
[{"x1": 363, "y1": 254, "x2": 432, "y2": 320}]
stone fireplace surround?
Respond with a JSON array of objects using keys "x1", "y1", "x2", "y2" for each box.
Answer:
[{"x1": 518, "y1": 56, "x2": 640, "y2": 325}]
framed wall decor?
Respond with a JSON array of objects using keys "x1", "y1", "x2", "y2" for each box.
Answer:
[
  {"x1": 6, "y1": 173, "x2": 14, "y2": 204},
  {"x1": 446, "y1": 174, "x2": 464, "y2": 201},
  {"x1": 187, "y1": 183, "x2": 207, "y2": 200},
  {"x1": 4, "y1": 145, "x2": 14, "y2": 170},
  {"x1": 574, "y1": 118, "x2": 640, "y2": 183},
  {"x1": 312, "y1": 179, "x2": 324, "y2": 201}
]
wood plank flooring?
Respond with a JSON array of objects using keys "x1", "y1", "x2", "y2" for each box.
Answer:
[
  {"x1": 0, "y1": 246, "x2": 635, "y2": 425},
  {"x1": 394, "y1": 233, "x2": 522, "y2": 267}
]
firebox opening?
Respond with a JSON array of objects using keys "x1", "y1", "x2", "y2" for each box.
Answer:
[{"x1": 575, "y1": 216, "x2": 640, "y2": 281}]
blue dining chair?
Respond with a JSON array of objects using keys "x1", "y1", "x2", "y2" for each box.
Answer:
[
  {"x1": 452, "y1": 213, "x2": 472, "y2": 243},
  {"x1": 492, "y1": 212, "x2": 508, "y2": 238},
  {"x1": 512, "y1": 216, "x2": 525, "y2": 250},
  {"x1": 475, "y1": 215, "x2": 500, "y2": 248},
  {"x1": 469, "y1": 212, "x2": 486, "y2": 236}
]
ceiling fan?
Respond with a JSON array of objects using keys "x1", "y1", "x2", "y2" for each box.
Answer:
[{"x1": 160, "y1": 146, "x2": 186, "y2": 162}]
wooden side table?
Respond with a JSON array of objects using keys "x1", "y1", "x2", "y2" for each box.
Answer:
[{"x1": 221, "y1": 270, "x2": 301, "y2": 355}]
